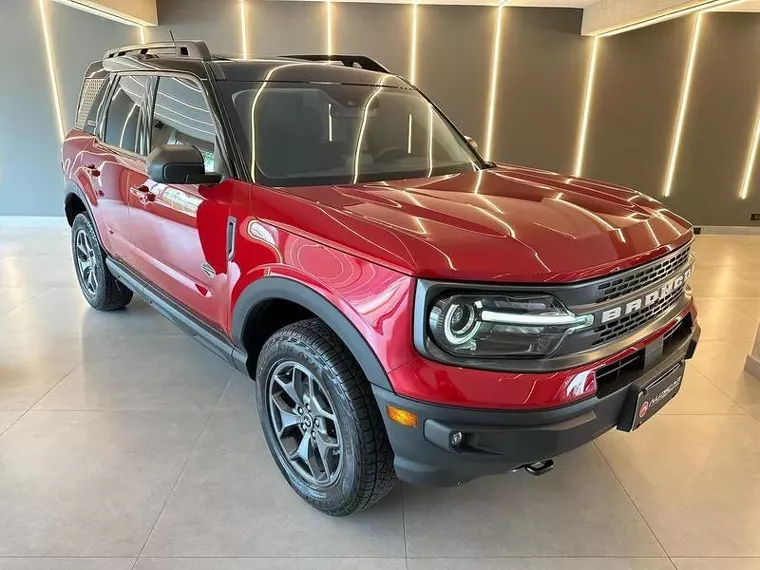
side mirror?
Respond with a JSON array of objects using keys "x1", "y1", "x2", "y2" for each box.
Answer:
[
  {"x1": 146, "y1": 144, "x2": 222, "y2": 185},
  {"x1": 464, "y1": 135, "x2": 479, "y2": 152}
]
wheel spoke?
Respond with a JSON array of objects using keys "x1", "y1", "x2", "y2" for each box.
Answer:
[
  {"x1": 314, "y1": 430, "x2": 338, "y2": 481},
  {"x1": 274, "y1": 371, "x2": 301, "y2": 405},
  {"x1": 271, "y1": 395, "x2": 300, "y2": 436},
  {"x1": 312, "y1": 396, "x2": 336, "y2": 422},
  {"x1": 79, "y1": 258, "x2": 93, "y2": 271},
  {"x1": 77, "y1": 243, "x2": 89, "y2": 258}
]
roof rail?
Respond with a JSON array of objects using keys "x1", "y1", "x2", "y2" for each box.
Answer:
[
  {"x1": 282, "y1": 54, "x2": 390, "y2": 73},
  {"x1": 103, "y1": 41, "x2": 212, "y2": 61}
]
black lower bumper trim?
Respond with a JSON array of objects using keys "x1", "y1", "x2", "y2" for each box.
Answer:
[{"x1": 376, "y1": 325, "x2": 699, "y2": 487}]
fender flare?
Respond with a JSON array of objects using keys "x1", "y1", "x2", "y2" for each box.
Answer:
[
  {"x1": 64, "y1": 180, "x2": 109, "y2": 251},
  {"x1": 231, "y1": 277, "x2": 393, "y2": 391}
]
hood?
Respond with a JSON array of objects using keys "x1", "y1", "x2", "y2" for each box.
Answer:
[{"x1": 252, "y1": 164, "x2": 693, "y2": 283}]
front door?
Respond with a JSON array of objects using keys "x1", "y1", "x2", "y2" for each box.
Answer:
[{"x1": 129, "y1": 75, "x2": 231, "y2": 329}]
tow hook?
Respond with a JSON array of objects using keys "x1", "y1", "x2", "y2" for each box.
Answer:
[{"x1": 520, "y1": 459, "x2": 555, "y2": 476}]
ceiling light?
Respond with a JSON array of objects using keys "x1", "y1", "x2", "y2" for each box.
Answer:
[
  {"x1": 663, "y1": 13, "x2": 703, "y2": 197},
  {"x1": 739, "y1": 98, "x2": 760, "y2": 200},
  {"x1": 409, "y1": 0, "x2": 419, "y2": 83},
  {"x1": 240, "y1": 0, "x2": 249, "y2": 59},
  {"x1": 484, "y1": 4, "x2": 506, "y2": 161},
  {"x1": 38, "y1": 0, "x2": 65, "y2": 142},
  {"x1": 573, "y1": 36, "x2": 600, "y2": 177}
]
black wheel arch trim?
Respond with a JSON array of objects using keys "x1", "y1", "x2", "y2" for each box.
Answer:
[
  {"x1": 63, "y1": 181, "x2": 106, "y2": 249},
  {"x1": 232, "y1": 277, "x2": 393, "y2": 391}
]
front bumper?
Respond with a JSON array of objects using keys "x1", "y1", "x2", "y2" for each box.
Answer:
[{"x1": 375, "y1": 319, "x2": 700, "y2": 487}]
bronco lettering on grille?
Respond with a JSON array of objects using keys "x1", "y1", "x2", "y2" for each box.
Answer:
[{"x1": 599, "y1": 267, "x2": 693, "y2": 325}]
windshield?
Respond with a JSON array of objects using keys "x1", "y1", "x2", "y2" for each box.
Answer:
[{"x1": 220, "y1": 81, "x2": 486, "y2": 186}]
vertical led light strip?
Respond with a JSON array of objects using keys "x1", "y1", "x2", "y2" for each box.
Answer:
[
  {"x1": 239, "y1": 0, "x2": 249, "y2": 59},
  {"x1": 663, "y1": 13, "x2": 703, "y2": 197},
  {"x1": 139, "y1": 26, "x2": 146, "y2": 44},
  {"x1": 409, "y1": 0, "x2": 419, "y2": 84},
  {"x1": 326, "y1": 0, "x2": 333, "y2": 55},
  {"x1": 484, "y1": 3, "x2": 506, "y2": 162},
  {"x1": 38, "y1": 0, "x2": 65, "y2": 142},
  {"x1": 573, "y1": 36, "x2": 600, "y2": 177},
  {"x1": 739, "y1": 98, "x2": 760, "y2": 200}
]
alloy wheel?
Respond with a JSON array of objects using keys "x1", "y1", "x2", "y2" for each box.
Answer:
[
  {"x1": 267, "y1": 361, "x2": 343, "y2": 487},
  {"x1": 75, "y1": 229, "x2": 98, "y2": 297}
]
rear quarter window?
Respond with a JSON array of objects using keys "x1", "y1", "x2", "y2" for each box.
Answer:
[{"x1": 75, "y1": 77, "x2": 109, "y2": 134}]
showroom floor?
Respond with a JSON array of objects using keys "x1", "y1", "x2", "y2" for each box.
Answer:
[{"x1": 0, "y1": 226, "x2": 759, "y2": 570}]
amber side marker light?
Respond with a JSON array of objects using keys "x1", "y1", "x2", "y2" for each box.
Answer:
[{"x1": 387, "y1": 405, "x2": 419, "y2": 428}]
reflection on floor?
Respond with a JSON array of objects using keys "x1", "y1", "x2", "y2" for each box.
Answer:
[{"x1": 1, "y1": 227, "x2": 759, "y2": 570}]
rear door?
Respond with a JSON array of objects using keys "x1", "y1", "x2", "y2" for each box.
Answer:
[
  {"x1": 88, "y1": 74, "x2": 151, "y2": 268},
  {"x1": 128, "y1": 74, "x2": 232, "y2": 329}
]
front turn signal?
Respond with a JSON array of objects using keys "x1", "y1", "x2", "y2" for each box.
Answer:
[{"x1": 387, "y1": 405, "x2": 419, "y2": 428}]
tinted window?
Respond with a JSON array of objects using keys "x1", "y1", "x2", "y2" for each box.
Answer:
[
  {"x1": 75, "y1": 75, "x2": 108, "y2": 134},
  {"x1": 221, "y1": 82, "x2": 484, "y2": 186},
  {"x1": 150, "y1": 76, "x2": 218, "y2": 173},
  {"x1": 103, "y1": 75, "x2": 147, "y2": 153}
]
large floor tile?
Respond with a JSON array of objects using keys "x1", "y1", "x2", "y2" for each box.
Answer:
[
  {"x1": 408, "y1": 559, "x2": 675, "y2": 570},
  {"x1": 673, "y1": 560, "x2": 760, "y2": 570},
  {"x1": 692, "y1": 298, "x2": 759, "y2": 350},
  {"x1": 35, "y1": 336, "x2": 232, "y2": 412},
  {"x1": 0, "y1": 411, "x2": 23, "y2": 435},
  {"x1": 0, "y1": 559, "x2": 135, "y2": 570},
  {"x1": 142, "y1": 411, "x2": 405, "y2": 558},
  {"x1": 689, "y1": 341, "x2": 750, "y2": 390},
  {"x1": 0, "y1": 336, "x2": 85, "y2": 410},
  {"x1": 0, "y1": 289, "x2": 181, "y2": 340},
  {"x1": 215, "y1": 370, "x2": 257, "y2": 411},
  {"x1": 135, "y1": 559, "x2": 407, "y2": 570},
  {"x1": 659, "y1": 366, "x2": 746, "y2": 416},
  {"x1": 596, "y1": 415, "x2": 760, "y2": 557},
  {"x1": 688, "y1": 264, "x2": 760, "y2": 299},
  {"x1": 0, "y1": 411, "x2": 209, "y2": 557},
  {"x1": 0, "y1": 287, "x2": 41, "y2": 317},
  {"x1": 0, "y1": 255, "x2": 79, "y2": 289},
  {"x1": 402, "y1": 444, "x2": 664, "y2": 558}
]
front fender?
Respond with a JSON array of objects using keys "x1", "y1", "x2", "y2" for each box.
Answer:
[{"x1": 231, "y1": 268, "x2": 416, "y2": 392}]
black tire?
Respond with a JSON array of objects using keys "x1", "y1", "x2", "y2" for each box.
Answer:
[
  {"x1": 256, "y1": 319, "x2": 397, "y2": 516},
  {"x1": 71, "y1": 212, "x2": 133, "y2": 311}
]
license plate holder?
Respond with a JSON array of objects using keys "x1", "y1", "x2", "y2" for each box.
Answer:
[{"x1": 618, "y1": 361, "x2": 685, "y2": 431}]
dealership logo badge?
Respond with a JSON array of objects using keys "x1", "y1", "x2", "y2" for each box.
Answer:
[
  {"x1": 639, "y1": 401, "x2": 650, "y2": 418},
  {"x1": 599, "y1": 266, "x2": 692, "y2": 325}
]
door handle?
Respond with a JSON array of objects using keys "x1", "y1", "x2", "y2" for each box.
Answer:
[
  {"x1": 130, "y1": 184, "x2": 155, "y2": 203},
  {"x1": 84, "y1": 163, "x2": 100, "y2": 177}
]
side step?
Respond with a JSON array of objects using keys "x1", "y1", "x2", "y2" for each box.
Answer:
[{"x1": 105, "y1": 257, "x2": 249, "y2": 374}]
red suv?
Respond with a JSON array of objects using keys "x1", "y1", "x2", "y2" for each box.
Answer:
[{"x1": 63, "y1": 41, "x2": 699, "y2": 516}]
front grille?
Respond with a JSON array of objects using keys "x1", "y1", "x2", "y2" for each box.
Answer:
[
  {"x1": 594, "y1": 313, "x2": 693, "y2": 398},
  {"x1": 595, "y1": 246, "x2": 691, "y2": 303},
  {"x1": 591, "y1": 280, "x2": 687, "y2": 346}
]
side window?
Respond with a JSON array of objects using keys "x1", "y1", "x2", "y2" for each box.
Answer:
[
  {"x1": 103, "y1": 75, "x2": 148, "y2": 154},
  {"x1": 75, "y1": 75, "x2": 108, "y2": 134},
  {"x1": 151, "y1": 76, "x2": 219, "y2": 173}
]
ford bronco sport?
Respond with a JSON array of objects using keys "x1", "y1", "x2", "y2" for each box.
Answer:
[{"x1": 62, "y1": 41, "x2": 699, "y2": 516}]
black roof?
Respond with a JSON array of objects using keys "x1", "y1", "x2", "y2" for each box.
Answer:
[{"x1": 89, "y1": 41, "x2": 409, "y2": 88}]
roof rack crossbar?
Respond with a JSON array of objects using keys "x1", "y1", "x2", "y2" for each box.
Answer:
[
  {"x1": 104, "y1": 41, "x2": 212, "y2": 61},
  {"x1": 282, "y1": 54, "x2": 390, "y2": 73}
]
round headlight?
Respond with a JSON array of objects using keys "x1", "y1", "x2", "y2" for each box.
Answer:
[{"x1": 430, "y1": 299, "x2": 482, "y2": 347}]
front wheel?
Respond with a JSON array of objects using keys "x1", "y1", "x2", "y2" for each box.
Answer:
[
  {"x1": 71, "y1": 212, "x2": 133, "y2": 311},
  {"x1": 256, "y1": 319, "x2": 397, "y2": 516}
]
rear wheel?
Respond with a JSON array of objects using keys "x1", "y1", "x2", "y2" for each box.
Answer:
[
  {"x1": 71, "y1": 212, "x2": 133, "y2": 311},
  {"x1": 256, "y1": 319, "x2": 397, "y2": 516}
]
